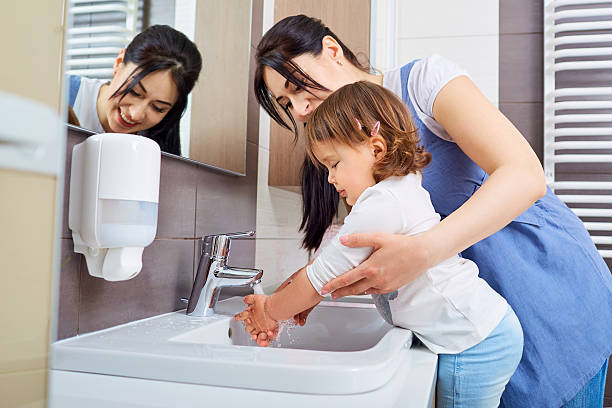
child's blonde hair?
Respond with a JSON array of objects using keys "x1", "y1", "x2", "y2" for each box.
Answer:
[{"x1": 305, "y1": 81, "x2": 431, "y2": 182}]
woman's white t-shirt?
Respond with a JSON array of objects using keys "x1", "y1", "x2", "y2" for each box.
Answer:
[
  {"x1": 72, "y1": 76, "x2": 107, "y2": 133},
  {"x1": 383, "y1": 54, "x2": 469, "y2": 142}
]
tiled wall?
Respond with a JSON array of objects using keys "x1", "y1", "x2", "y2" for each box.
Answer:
[
  {"x1": 57, "y1": 127, "x2": 258, "y2": 339},
  {"x1": 56, "y1": 0, "x2": 264, "y2": 340},
  {"x1": 375, "y1": 1, "x2": 499, "y2": 106},
  {"x1": 499, "y1": 0, "x2": 544, "y2": 161}
]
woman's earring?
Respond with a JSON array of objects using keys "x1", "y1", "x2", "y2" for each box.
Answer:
[{"x1": 337, "y1": 60, "x2": 343, "y2": 66}]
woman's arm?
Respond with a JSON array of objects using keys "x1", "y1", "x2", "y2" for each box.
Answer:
[
  {"x1": 321, "y1": 76, "x2": 547, "y2": 298},
  {"x1": 426, "y1": 75, "x2": 546, "y2": 263}
]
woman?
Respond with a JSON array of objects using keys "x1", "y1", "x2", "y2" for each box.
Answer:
[
  {"x1": 254, "y1": 14, "x2": 611, "y2": 408},
  {"x1": 68, "y1": 24, "x2": 202, "y2": 155}
]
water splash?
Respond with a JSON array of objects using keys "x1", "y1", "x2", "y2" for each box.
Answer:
[
  {"x1": 269, "y1": 319, "x2": 298, "y2": 348},
  {"x1": 252, "y1": 283, "x2": 264, "y2": 295}
]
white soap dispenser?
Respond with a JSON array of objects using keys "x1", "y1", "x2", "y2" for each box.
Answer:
[{"x1": 69, "y1": 133, "x2": 161, "y2": 281}]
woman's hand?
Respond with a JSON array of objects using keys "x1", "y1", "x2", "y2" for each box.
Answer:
[{"x1": 320, "y1": 232, "x2": 433, "y2": 299}]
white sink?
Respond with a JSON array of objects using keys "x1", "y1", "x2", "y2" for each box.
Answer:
[
  {"x1": 171, "y1": 298, "x2": 393, "y2": 352},
  {"x1": 50, "y1": 297, "x2": 437, "y2": 407}
]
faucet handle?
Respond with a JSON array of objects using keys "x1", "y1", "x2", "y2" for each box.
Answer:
[
  {"x1": 204, "y1": 231, "x2": 255, "y2": 260},
  {"x1": 224, "y1": 231, "x2": 255, "y2": 239}
]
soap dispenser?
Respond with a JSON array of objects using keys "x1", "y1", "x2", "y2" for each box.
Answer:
[{"x1": 69, "y1": 133, "x2": 161, "y2": 281}]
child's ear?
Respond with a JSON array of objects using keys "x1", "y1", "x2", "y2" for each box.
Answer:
[{"x1": 370, "y1": 136, "x2": 387, "y2": 161}]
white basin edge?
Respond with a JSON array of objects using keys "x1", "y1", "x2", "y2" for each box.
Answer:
[{"x1": 51, "y1": 300, "x2": 414, "y2": 395}]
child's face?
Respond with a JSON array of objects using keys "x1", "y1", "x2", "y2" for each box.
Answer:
[{"x1": 312, "y1": 140, "x2": 377, "y2": 206}]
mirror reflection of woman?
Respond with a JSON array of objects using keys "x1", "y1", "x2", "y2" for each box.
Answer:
[
  {"x1": 253, "y1": 14, "x2": 611, "y2": 408},
  {"x1": 68, "y1": 24, "x2": 202, "y2": 155}
]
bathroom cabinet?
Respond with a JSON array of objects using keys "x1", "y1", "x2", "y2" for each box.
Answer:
[{"x1": 268, "y1": 0, "x2": 371, "y2": 189}]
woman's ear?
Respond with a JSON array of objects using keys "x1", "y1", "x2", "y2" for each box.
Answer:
[
  {"x1": 370, "y1": 135, "x2": 387, "y2": 161},
  {"x1": 112, "y1": 48, "x2": 127, "y2": 76},
  {"x1": 321, "y1": 35, "x2": 345, "y2": 65}
]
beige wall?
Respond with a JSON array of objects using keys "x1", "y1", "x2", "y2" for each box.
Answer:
[
  {"x1": 0, "y1": 1, "x2": 66, "y2": 407},
  {"x1": 1, "y1": 1, "x2": 66, "y2": 111},
  {"x1": 0, "y1": 171, "x2": 58, "y2": 408}
]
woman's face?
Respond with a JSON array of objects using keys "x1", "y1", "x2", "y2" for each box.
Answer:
[
  {"x1": 264, "y1": 53, "x2": 350, "y2": 123},
  {"x1": 100, "y1": 62, "x2": 179, "y2": 134}
]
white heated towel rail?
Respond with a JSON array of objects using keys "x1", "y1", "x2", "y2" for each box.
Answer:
[
  {"x1": 544, "y1": 0, "x2": 612, "y2": 259},
  {"x1": 66, "y1": 0, "x2": 140, "y2": 79}
]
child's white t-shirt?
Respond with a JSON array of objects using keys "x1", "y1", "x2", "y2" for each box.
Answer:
[
  {"x1": 73, "y1": 76, "x2": 106, "y2": 134},
  {"x1": 306, "y1": 174, "x2": 508, "y2": 354}
]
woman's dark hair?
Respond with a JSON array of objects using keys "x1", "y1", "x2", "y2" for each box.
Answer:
[
  {"x1": 254, "y1": 14, "x2": 369, "y2": 137},
  {"x1": 300, "y1": 156, "x2": 339, "y2": 251},
  {"x1": 255, "y1": 15, "x2": 366, "y2": 251},
  {"x1": 111, "y1": 24, "x2": 202, "y2": 155}
]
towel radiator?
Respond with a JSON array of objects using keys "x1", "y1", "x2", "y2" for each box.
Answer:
[
  {"x1": 544, "y1": 0, "x2": 612, "y2": 259},
  {"x1": 66, "y1": 0, "x2": 140, "y2": 79}
]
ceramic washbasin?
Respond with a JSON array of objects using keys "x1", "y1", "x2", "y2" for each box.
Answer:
[
  {"x1": 171, "y1": 297, "x2": 393, "y2": 351},
  {"x1": 51, "y1": 296, "x2": 437, "y2": 406}
]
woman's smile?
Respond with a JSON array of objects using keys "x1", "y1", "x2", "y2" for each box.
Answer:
[
  {"x1": 99, "y1": 63, "x2": 179, "y2": 134},
  {"x1": 117, "y1": 107, "x2": 138, "y2": 129}
]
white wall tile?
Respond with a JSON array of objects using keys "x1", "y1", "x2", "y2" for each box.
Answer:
[
  {"x1": 397, "y1": 0, "x2": 498, "y2": 38},
  {"x1": 396, "y1": 36, "x2": 499, "y2": 106},
  {"x1": 258, "y1": 107, "x2": 270, "y2": 151},
  {"x1": 255, "y1": 239, "x2": 309, "y2": 293},
  {"x1": 256, "y1": 146, "x2": 304, "y2": 239}
]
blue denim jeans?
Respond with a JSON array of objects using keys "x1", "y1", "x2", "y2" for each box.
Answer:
[
  {"x1": 436, "y1": 306, "x2": 524, "y2": 408},
  {"x1": 560, "y1": 358, "x2": 609, "y2": 408}
]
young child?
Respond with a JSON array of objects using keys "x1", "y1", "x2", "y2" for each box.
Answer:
[{"x1": 235, "y1": 81, "x2": 523, "y2": 407}]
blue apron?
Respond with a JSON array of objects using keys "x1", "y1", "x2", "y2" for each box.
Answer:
[{"x1": 399, "y1": 61, "x2": 612, "y2": 407}]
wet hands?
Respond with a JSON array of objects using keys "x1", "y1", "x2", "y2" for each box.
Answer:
[{"x1": 234, "y1": 294, "x2": 279, "y2": 347}]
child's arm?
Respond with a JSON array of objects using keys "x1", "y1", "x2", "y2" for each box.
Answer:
[
  {"x1": 267, "y1": 265, "x2": 323, "y2": 322},
  {"x1": 243, "y1": 266, "x2": 323, "y2": 327},
  {"x1": 274, "y1": 265, "x2": 319, "y2": 326},
  {"x1": 239, "y1": 186, "x2": 409, "y2": 342}
]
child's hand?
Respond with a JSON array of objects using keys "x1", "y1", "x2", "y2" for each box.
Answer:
[
  {"x1": 294, "y1": 305, "x2": 315, "y2": 326},
  {"x1": 234, "y1": 295, "x2": 278, "y2": 346},
  {"x1": 242, "y1": 294, "x2": 278, "y2": 333},
  {"x1": 234, "y1": 308, "x2": 275, "y2": 346}
]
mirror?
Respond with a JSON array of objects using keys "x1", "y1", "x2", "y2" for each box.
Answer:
[{"x1": 64, "y1": 0, "x2": 251, "y2": 175}]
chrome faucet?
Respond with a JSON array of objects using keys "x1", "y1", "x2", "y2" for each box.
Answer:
[{"x1": 186, "y1": 231, "x2": 263, "y2": 317}]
